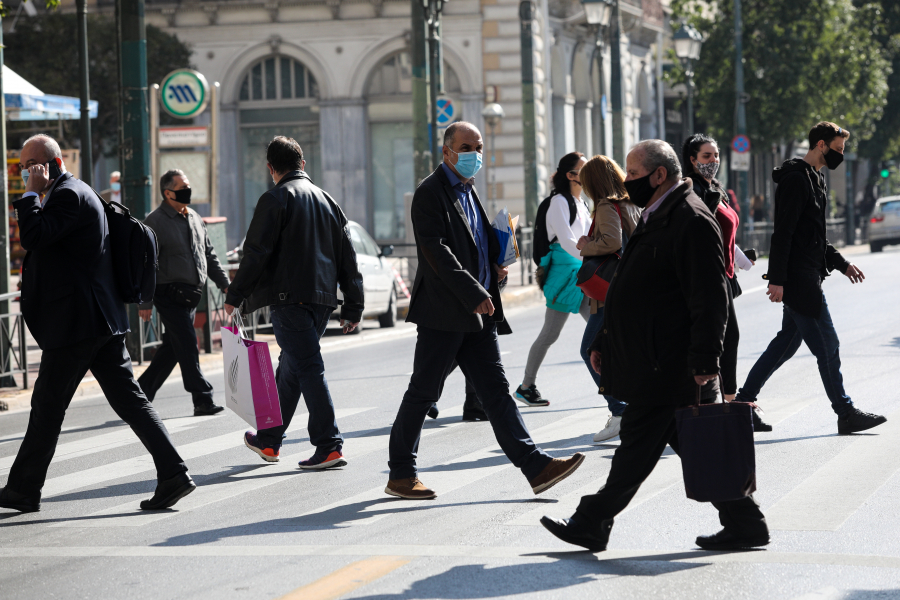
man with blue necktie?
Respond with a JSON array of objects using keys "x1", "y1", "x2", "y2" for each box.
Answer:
[{"x1": 384, "y1": 122, "x2": 584, "y2": 500}]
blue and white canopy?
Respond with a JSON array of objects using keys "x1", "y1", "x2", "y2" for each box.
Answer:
[{"x1": 3, "y1": 65, "x2": 98, "y2": 121}]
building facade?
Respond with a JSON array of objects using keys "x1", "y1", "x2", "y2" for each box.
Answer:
[{"x1": 97, "y1": 0, "x2": 673, "y2": 247}]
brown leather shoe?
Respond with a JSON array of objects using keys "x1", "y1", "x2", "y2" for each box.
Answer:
[
  {"x1": 385, "y1": 477, "x2": 437, "y2": 500},
  {"x1": 530, "y1": 453, "x2": 585, "y2": 495}
]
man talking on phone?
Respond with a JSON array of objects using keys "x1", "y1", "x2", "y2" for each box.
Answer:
[{"x1": 0, "y1": 135, "x2": 193, "y2": 513}]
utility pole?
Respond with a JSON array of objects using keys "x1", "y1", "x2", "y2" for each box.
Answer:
[
  {"x1": 519, "y1": 0, "x2": 540, "y2": 226},
  {"x1": 117, "y1": 0, "x2": 152, "y2": 358},
  {"x1": 734, "y1": 0, "x2": 748, "y2": 235},
  {"x1": 427, "y1": 0, "x2": 445, "y2": 168},
  {"x1": 411, "y1": 0, "x2": 432, "y2": 184},
  {"x1": 76, "y1": 0, "x2": 93, "y2": 185},
  {"x1": 609, "y1": 0, "x2": 626, "y2": 166}
]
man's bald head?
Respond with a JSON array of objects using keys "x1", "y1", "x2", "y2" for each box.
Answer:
[
  {"x1": 443, "y1": 121, "x2": 481, "y2": 149},
  {"x1": 21, "y1": 134, "x2": 62, "y2": 166}
]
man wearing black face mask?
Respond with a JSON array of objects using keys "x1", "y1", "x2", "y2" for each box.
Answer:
[
  {"x1": 734, "y1": 122, "x2": 885, "y2": 435},
  {"x1": 138, "y1": 169, "x2": 231, "y2": 416}
]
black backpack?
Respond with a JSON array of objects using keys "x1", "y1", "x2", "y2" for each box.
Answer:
[
  {"x1": 94, "y1": 190, "x2": 158, "y2": 304},
  {"x1": 532, "y1": 193, "x2": 577, "y2": 267}
]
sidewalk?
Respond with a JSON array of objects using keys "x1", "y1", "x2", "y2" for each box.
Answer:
[{"x1": 0, "y1": 280, "x2": 542, "y2": 416}]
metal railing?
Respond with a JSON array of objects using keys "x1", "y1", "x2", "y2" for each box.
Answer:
[
  {"x1": 0, "y1": 291, "x2": 29, "y2": 389},
  {"x1": 741, "y1": 219, "x2": 847, "y2": 257},
  {"x1": 516, "y1": 225, "x2": 534, "y2": 286}
]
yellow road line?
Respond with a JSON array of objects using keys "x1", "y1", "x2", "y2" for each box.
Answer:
[{"x1": 277, "y1": 556, "x2": 411, "y2": 600}]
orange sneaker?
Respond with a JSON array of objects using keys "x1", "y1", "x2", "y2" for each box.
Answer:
[
  {"x1": 299, "y1": 449, "x2": 348, "y2": 470},
  {"x1": 244, "y1": 431, "x2": 281, "y2": 463}
]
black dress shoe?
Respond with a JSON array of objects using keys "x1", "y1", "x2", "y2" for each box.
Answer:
[
  {"x1": 427, "y1": 405, "x2": 439, "y2": 419},
  {"x1": 462, "y1": 408, "x2": 488, "y2": 422},
  {"x1": 0, "y1": 487, "x2": 40, "y2": 513},
  {"x1": 540, "y1": 515, "x2": 613, "y2": 552},
  {"x1": 696, "y1": 528, "x2": 769, "y2": 551},
  {"x1": 140, "y1": 473, "x2": 196, "y2": 510},
  {"x1": 194, "y1": 403, "x2": 225, "y2": 416},
  {"x1": 752, "y1": 408, "x2": 773, "y2": 432}
]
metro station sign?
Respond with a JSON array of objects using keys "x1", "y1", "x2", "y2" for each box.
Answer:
[{"x1": 160, "y1": 69, "x2": 210, "y2": 119}]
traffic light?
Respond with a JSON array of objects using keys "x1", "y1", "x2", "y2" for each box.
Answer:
[{"x1": 881, "y1": 167, "x2": 890, "y2": 178}]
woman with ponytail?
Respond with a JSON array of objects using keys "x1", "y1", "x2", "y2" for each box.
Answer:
[{"x1": 515, "y1": 152, "x2": 591, "y2": 407}]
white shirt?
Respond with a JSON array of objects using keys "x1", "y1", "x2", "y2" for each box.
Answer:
[{"x1": 545, "y1": 193, "x2": 592, "y2": 260}]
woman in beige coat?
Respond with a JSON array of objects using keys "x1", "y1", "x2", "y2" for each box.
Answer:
[{"x1": 575, "y1": 155, "x2": 641, "y2": 442}]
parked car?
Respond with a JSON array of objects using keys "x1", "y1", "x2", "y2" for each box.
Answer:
[
  {"x1": 337, "y1": 221, "x2": 397, "y2": 330},
  {"x1": 224, "y1": 221, "x2": 398, "y2": 329},
  {"x1": 869, "y1": 196, "x2": 900, "y2": 252}
]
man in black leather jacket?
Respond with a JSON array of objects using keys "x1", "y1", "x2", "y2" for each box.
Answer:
[
  {"x1": 225, "y1": 136, "x2": 364, "y2": 469},
  {"x1": 734, "y1": 122, "x2": 885, "y2": 435}
]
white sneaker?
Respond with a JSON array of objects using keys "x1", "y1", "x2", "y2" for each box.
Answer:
[{"x1": 593, "y1": 416, "x2": 622, "y2": 442}]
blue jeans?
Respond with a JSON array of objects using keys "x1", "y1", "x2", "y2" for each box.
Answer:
[
  {"x1": 256, "y1": 303, "x2": 343, "y2": 452},
  {"x1": 581, "y1": 308, "x2": 627, "y2": 417},
  {"x1": 735, "y1": 296, "x2": 853, "y2": 417}
]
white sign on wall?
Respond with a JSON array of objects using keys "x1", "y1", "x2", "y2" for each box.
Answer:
[
  {"x1": 159, "y1": 151, "x2": 209, "y2": 204},
  {"x1": 159, "y1": 126, "x2": 209, "y2": 148}
]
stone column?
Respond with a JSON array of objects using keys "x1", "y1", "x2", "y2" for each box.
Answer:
[{"x1": 574, "y1": 100, "x2": 593, "y2": 157}]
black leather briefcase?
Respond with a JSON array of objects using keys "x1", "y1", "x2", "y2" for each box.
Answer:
[{"x1": 674, "y1": 381, "x2": 757, "y2": 503}]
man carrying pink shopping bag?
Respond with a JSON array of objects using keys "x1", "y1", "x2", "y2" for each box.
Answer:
[
  {"x1": 222, "y1": 314, "x2": 283, "y2": 431},
  {"x1": 224, "y1": 136, "x2": 365, "y2": 470}
]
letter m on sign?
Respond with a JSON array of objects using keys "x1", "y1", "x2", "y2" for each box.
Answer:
[{"x1": 170, "y1": 85, "x2": 198, "y2": 103}]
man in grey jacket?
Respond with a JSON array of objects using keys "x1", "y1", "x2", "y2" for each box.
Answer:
[{"x1": 138, "y1": 169, "x2": 231, "y2": 416}]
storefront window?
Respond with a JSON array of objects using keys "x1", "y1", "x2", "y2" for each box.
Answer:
[
  {"x1": 238, "y1": 55, "x2": 320, "y2": 229},
  {"x1": 367, "y1": 52, "x2": 461, "y2": 241}
]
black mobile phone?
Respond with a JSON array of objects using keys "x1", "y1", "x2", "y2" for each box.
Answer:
[
  {"x1": 744, "y1": 248, "x2": 757, "y2": 263},
  {"x1": 47, "y1": 157, "x2": 63, "y2": 180}
]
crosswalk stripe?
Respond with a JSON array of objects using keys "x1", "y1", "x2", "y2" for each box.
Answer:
[
  {"x1": 1, "y1": 545, "x2": 899, "y2": 569},
  {"x1": 0, "y1": 416, "x2": 220, "y2": 474},
  {"x1": 765, "y1": 408, "x2": 900, "y2": 531},
  {"x1": 50, "y1": 405, "x2": 465, "y2": 528},
  {"x1": 275, "y1": 556, "x2": 410, "y2": 600},
  {"x1": 38, "y1": 407, "x2": 373, "y2": 500},
  {"x1": 294, "y1": 408, "x2": 602, "y2": 529}
]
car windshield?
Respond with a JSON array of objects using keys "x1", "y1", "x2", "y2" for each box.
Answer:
[{"x1": 880, "y1": 200, "x2": 900, "y2": 212}]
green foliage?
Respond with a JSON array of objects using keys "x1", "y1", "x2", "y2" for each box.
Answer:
[
  {"x1": 0, "y1": 0, "x2": 59, "y2": 18},
  {"x1": 672, "y1": 0, "x2": 892, "y2": 154},
  {"x1": 855, "y1": 0, "x2": 900, "y2": 161},
  {"x1": 4, "y1": 13, "x2": 192, "y2": 165}
]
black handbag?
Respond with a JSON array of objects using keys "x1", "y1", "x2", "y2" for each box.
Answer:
[
  {"x1": 674, "y1": 379, "x2": 757, "y2": 503},
  {"x1": 163, "y1": 282, "x2": 203, "y2": 309}
]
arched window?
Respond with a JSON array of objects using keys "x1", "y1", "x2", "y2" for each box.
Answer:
[
  {"x1": 237, "y1": 55, "x2": 321, "y2": 230},
  {"x1": 367, "y1": 51, "x2": 461, "y2": 241},
  {"x1": 239, "y1": 56, "x2": 318, "y2": 102}
]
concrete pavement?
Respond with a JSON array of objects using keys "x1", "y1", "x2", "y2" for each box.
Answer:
[{"x1": 1, "y1": 246, "x2": 899, "y2": 599}]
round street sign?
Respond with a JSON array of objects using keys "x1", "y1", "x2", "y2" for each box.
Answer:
[
  {"x1": 160, "y1": 69, "x2": 210, "y2": 119},
  {"x1": 435, "y1": 96, "x2": 457, "y2": 127},
  {"x1": 732, "y1": 134, "x2": 751, "y2": 153}
]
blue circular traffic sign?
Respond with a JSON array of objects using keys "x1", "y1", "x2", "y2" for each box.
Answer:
[
  {"x1": 436, "y1": 96, "x2": 456, "y2": 127},
  {"x1": 732, "y1": 135, "x2": 751, "y2": 153}
]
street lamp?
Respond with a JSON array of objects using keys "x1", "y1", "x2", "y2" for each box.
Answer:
[
  {"x1": 673, "y1": 21, "x2": 703, "y2": 135},
  {"x1": 581, "y1": 0, "x2": 613, "y2": 26},
  {"x1": 482, "y1": 102, "x2": 505, "y2": 216}
]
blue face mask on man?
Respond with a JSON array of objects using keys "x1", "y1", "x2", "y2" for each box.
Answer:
[
  {"x1": 448, "y1": 147, "x2": 483, "y2": 180},
  {"x1": 111, "y1": 182, "x2": 121, "y2": 192}
]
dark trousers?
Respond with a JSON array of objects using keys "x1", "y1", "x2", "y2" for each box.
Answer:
[
  {"x1": 388, "y1": 316, "x2": 552, "y2": 481},
  {"x1": 137, "y1": 294, "x2": 214, "y2": 407},
  {"x1": 575, "y1": 403, "x2": 768, "y2": 537},
  {"x1": 721, "y1": 279, "x2": 740, "y2": 396},
  {"x1": 6, "y1": 335, "x2": 187, "y2": 497},
  {"x1": 735, "y1": 296, "x2": 853, "y2": 417},
  {"x1": 580, "y1": 308, "x2": 627, "y2": 417},
  {"x1": 256, "y1": 303, "x2": 342, "y2": 452}
]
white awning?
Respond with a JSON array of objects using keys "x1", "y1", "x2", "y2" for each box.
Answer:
[{"x1": 3, "y1": 64, "x2": 98, "y2": 121}]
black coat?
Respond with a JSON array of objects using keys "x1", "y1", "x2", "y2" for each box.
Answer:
[
  {"x1": 406, "y1": 165, "x2": 511, "y2": 334},
  {"x1": 225, "y1": 170, "x2": 365, "y2": 322},
  {"x1": 590, "y1": 180, "x2": 728, "y2": 406},
  {"x1": 14, "y1": 172, "x2": 130, "y2": 350},
  {"x1": 766, "y1": 158, "x2": 849, "y2": 317}
]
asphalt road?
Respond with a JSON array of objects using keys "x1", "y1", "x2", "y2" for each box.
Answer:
[{"x1": 1, "y1": 246, "x2": 899, "y2": 600}]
